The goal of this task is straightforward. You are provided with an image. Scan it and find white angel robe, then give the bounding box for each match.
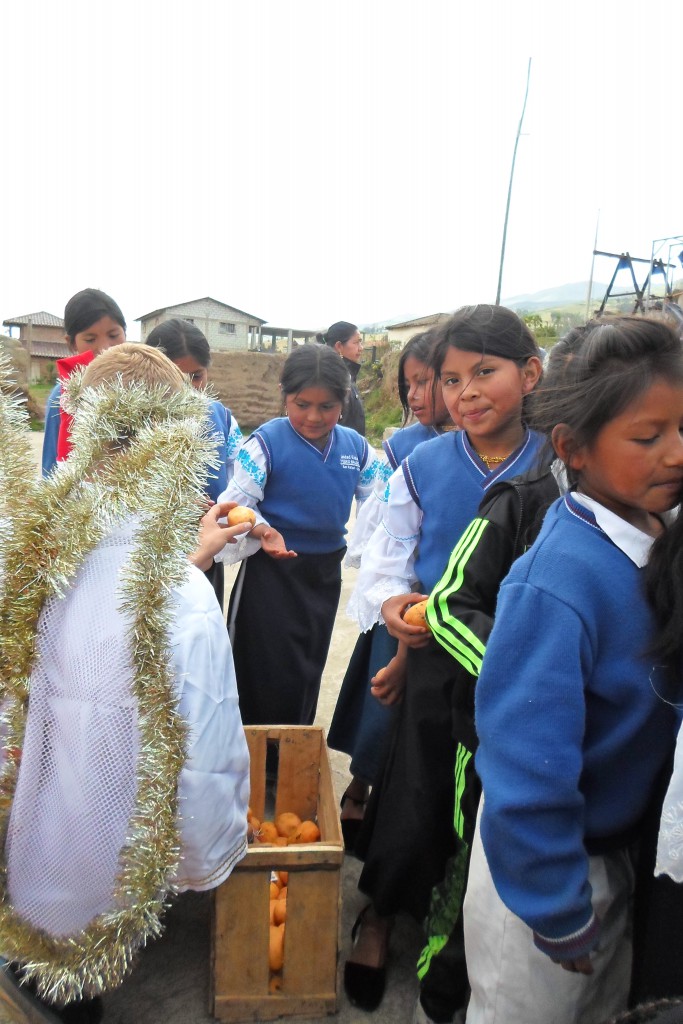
[5,520,250,939]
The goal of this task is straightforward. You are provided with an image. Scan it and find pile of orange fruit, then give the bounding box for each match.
[247,809,321,847]
[246,809,322,989]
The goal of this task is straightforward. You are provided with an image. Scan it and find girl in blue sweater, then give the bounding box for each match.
[467,317,683,1024]
[328,330,451,848]
[343,305,544,1013]
[146,318,243,609]
[217,343,378,728]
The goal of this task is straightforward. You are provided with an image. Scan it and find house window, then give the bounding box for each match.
[219,322,236,334]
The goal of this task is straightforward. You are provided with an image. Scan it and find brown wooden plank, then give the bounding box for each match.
[316,728,343,846]
[281,867,340,1002]
[236,844,343,871]
[212,869,270,1008]
[244,726,268,820]
[212,994,336,1023]
[275,728,321,820]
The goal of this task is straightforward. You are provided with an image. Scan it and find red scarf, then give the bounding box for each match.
[56,350,96,461]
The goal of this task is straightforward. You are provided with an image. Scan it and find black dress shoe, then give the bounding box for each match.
[340,793,367,857]
[343,906,389,1012]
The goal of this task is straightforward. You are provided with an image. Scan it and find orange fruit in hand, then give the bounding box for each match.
[227,505,256,528]
[269,923,285,972]
[288,820,321,844]
[402,599,429,628]
[276,812,302,838]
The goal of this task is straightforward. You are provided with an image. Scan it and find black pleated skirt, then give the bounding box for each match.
[228,547,345,726]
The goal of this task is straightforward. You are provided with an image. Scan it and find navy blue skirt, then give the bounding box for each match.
[327,623,397,785]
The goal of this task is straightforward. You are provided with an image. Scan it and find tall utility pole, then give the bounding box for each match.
[495,58,532,305]
[585,210,601,318]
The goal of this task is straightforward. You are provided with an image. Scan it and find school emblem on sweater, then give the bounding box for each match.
[340,454,360,470]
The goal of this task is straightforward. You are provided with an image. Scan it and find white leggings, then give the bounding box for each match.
[464,808,634,1024]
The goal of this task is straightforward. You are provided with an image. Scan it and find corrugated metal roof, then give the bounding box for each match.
[136,296,267,325]
[388,312,453,330]
[2,311,64,328]
[28,341,70,359]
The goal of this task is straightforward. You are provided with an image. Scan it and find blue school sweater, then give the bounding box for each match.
[476,494,677,958]
[402,428,544,593]
[253,417,370,554]
[383,422,441,471]
[206,400,233,503]
[42,381,62,476]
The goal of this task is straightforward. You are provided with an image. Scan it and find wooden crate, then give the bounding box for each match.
[211,726,343,1022]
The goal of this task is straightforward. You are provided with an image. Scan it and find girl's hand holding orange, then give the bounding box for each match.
[381,593,431,647]
[190,503,254,571]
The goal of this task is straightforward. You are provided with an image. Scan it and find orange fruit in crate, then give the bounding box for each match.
[257,821,279,844]
[274,836,288,847]
[269,901,276,924]
[269,881,280,900]
[273,898,287,925]
[275,811,302,838]
[288,820,321,844]
[269,923,285,972]
[278,870,288,887]
[278,886,288,902]
[268,973,282,994]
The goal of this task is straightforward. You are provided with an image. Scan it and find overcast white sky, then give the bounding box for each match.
[1,0,681,337]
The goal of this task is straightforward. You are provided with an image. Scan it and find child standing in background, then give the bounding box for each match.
[328,330,451,849]
[318,321,366,434]
[343,304,544,1014]
[216,342,379,728]
[466,318,683,1024]
[42,288,126,476]
[146,317,243,608]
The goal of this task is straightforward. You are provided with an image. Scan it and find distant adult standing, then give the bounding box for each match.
[318,321,366,435]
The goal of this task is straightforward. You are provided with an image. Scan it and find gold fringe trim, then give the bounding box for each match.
[0,371,218,1003]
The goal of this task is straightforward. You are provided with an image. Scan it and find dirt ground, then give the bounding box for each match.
[25,431,423,1024]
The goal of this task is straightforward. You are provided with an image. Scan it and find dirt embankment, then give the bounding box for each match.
[208,351,285,433]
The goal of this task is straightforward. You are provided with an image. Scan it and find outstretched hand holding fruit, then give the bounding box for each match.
[381,593,431,647]
[190,502,254,571]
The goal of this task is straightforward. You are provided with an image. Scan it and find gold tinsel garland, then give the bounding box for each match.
[0,369,218,1004]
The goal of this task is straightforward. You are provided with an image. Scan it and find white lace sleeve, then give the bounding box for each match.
[224,415,244,487]
[354,446,381,506]
[346,467,422,631]
[656,718,683,881]
[345,454,392,567]
[214,437,268,566]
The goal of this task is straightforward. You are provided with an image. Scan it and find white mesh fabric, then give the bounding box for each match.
[6,524,140,938]
[5,517,250,941]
